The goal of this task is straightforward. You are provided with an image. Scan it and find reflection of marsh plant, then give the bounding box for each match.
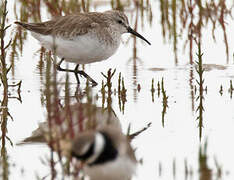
[158,139,223,180]
[101,69,118,120]
[199,140,212,180]
[161,78,168,127]
[228,80,233,98]
[117,72,127,114]
[157,80,160,97]
[219,85,223,96]
[217,80,234,98]
[151,78,155,102]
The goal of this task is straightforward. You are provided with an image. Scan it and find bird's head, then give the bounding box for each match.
[105,10,151,45]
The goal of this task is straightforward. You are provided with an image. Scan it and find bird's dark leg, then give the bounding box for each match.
[56,58,68,72]
[74,64,80,85]
[75,68,98,87]
[56,58,98,86]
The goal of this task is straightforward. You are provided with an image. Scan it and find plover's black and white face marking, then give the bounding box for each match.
[71,126,137,180]
[88,132,118,166]
[71,131,118,166]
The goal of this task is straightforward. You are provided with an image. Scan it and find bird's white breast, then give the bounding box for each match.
[84,155,136,180]
[31,32,120,64]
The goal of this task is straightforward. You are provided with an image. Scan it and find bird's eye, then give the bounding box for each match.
[117,20,123,24]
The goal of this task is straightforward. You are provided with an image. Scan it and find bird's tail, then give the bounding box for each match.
[15,21,49,35]
[15,21,32,31]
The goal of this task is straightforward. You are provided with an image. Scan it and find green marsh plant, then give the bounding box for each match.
[0,1,21,179]
[0,0,21,180]
[195,42,205,141]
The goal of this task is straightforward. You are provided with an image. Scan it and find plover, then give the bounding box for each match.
[71,126,137,180]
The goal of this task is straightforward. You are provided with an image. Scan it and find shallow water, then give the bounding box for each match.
[1,0,234,180]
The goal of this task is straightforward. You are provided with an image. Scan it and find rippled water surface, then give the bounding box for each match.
[1,0,234,180]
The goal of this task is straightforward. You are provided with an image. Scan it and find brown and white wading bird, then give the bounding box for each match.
[15,10,151,86]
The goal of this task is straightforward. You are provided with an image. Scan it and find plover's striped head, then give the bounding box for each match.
[71,129,118,166]
[71,126,137,180]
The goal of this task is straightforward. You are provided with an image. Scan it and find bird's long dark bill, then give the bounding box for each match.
[127,27,151,45]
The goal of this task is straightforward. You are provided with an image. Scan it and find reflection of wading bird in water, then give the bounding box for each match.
[15,10,151,86]
[18,103,137,180]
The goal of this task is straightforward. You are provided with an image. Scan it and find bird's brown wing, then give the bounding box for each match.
[15,21,51,35]
[15,13,106,38]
